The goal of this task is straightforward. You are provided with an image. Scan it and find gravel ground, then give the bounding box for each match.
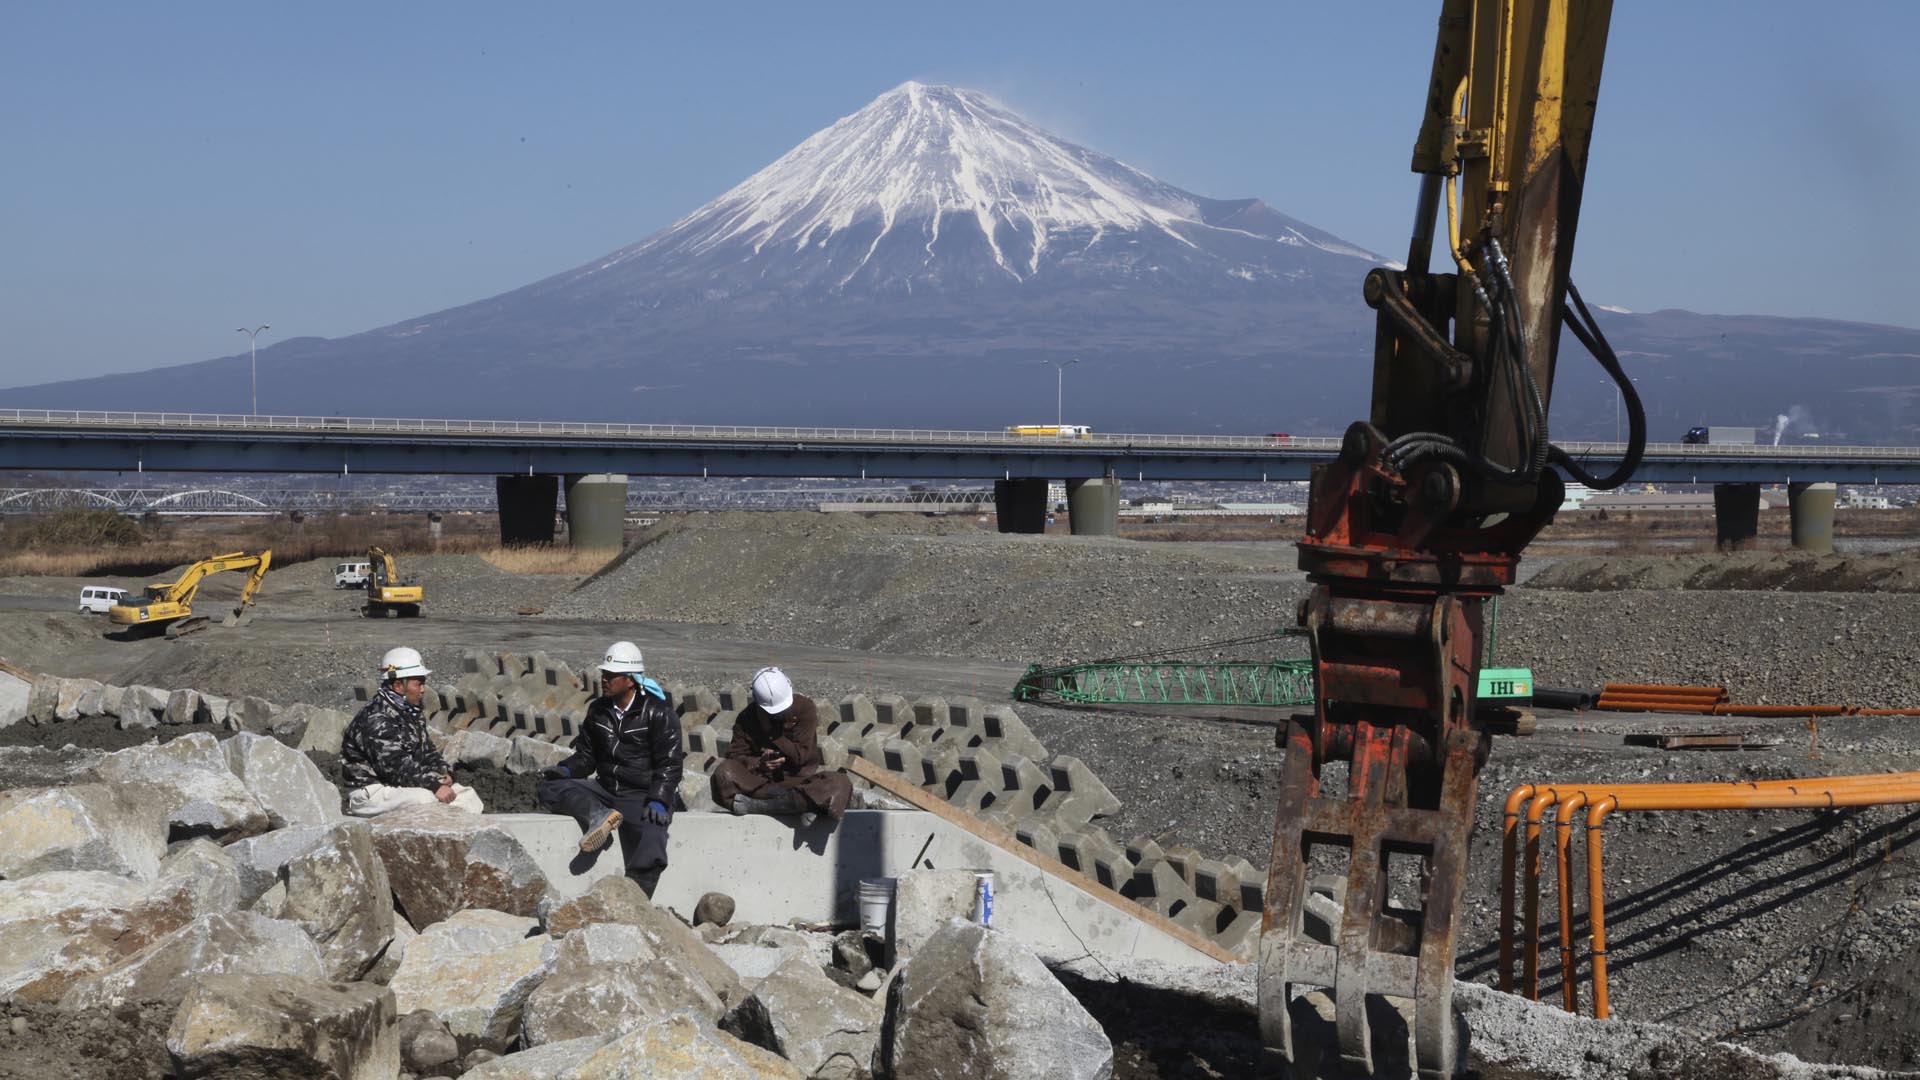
[9,516,1920,1074]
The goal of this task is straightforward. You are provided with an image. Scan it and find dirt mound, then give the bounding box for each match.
[1525,551,1920,593]
[0,999,175,1080]
[1782,937,1920,1070]
[551,513,1307,664]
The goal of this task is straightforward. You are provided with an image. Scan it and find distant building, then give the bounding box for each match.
[1841,491,1892,510]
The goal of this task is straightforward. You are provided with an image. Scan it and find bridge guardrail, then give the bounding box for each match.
[3,409,1913,459]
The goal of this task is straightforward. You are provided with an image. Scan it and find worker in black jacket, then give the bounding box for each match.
[535,640,684,895]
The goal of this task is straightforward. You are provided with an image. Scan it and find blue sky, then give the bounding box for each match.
[2,2,1914,386]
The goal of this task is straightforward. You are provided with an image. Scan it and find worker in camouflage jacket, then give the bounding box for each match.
[536,641,684,895]
[710,666,853,827]
[340,646,484,816]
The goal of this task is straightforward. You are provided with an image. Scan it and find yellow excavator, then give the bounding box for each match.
[363,546,423,618]
[108,550,272,639]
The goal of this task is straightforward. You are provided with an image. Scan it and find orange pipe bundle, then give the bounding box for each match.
[1500,773,1920,1018]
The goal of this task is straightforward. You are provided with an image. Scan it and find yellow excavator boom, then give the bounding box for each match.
[108,549,272,634]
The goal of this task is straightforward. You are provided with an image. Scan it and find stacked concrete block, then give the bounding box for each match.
[685,724,724,756]
[716,683,751,713]
[879,739,939,790]
[1040,755,1121,826]
[977,704,1049,761]
[871,693,912,727]
[993,754,1055,818]
[834,694,877,732]
[942,749,1002,815]
[679,686,721,719]
[1012,818,1057,857]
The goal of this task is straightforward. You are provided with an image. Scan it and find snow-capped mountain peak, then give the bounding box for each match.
[599,82,1378,289]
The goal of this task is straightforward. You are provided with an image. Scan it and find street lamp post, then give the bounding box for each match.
[236,325,271,415]
[1044,357,1080,428]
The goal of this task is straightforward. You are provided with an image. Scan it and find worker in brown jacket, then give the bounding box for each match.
[711,666,853,827]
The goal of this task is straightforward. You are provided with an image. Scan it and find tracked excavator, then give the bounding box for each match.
[107,550,273,639]
[1258,2,1643,1076]
[363,546,423,618]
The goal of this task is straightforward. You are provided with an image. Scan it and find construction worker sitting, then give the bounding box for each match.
[536,641,684,896]
[711,666,853,828]
[340,647,484,816]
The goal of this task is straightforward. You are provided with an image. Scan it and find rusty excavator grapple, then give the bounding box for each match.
[1257,2,1645,1076]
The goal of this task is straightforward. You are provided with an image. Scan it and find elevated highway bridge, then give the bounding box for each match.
[2,409,1907,544]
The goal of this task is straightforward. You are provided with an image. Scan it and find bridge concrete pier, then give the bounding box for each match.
[496,475,559,546]
[994,478,1049,534]
[1788,481,1837,553]
[1067,477,1118,537]
[1713,482,1761,550]
[564,473,628,549]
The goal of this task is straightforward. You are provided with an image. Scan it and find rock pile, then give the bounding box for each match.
[0,717,1120,1079]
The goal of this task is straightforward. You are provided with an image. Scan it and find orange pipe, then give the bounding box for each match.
[1584,797,1618,1018]
[1554,792,1589,1012]
[1522,786,1560,1000]
[1603,683,1727,698]
[1502,774,1920,1014]
[1498,784,1535,993]
[1574,775,1920,1020]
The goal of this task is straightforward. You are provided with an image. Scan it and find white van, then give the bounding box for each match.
[333,561,372,589]
[78,586,128,614]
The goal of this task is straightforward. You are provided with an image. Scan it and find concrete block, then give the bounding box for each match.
[879,739,938,789]
[1162,845,1200,886]
[684,753,718,777]
[910,696,947,728]
[1169,896,1226,939]
[836,694,876,730]
[978,704,1049,761]
[1132,860,1199,917]
[815,735,848,771]
[685,724,722,756]
[498,651,530,678]
[1215,908,1261,959]
[651,812,1222,969]
[871,693,912,727]
[945,696,984,733]
[716,683,751,713]
[1042,754,1121,825]
[1012,818,1056,855]
[352,681,378,704]
[678,686,720,719]
[993,754,1054,815]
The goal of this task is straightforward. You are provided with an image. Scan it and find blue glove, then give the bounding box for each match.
[541,765,570,780]
[643,800,671,826]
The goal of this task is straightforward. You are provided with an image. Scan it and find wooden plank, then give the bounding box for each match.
[845,753,1243,965]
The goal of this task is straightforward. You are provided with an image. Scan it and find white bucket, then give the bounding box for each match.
[858,877,896,939]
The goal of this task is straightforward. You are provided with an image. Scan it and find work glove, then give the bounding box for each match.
[643,800,671,826]
[540,765,570,780]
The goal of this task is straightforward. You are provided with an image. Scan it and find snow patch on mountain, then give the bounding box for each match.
[602,81,1376,285]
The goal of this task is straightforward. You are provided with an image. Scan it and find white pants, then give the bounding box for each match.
[347,782,485,817]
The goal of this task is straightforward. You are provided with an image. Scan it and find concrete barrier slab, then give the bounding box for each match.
[654,810,1226,969]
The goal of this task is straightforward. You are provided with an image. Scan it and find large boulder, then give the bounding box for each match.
[283,819,396,981]
[388,910,557,1055]
[558,1015,803,1080]
[368,805,559,926]
[55,677,107,720]
[461,1036,611,1079]
[397,1009,461,1076]
[443,729,514,770]
[889,869,979,962]
[223,731,344,828]
[523,924,726,1047]
[721,951,883,1080]
[95,732,270,842]
[225,695,280,734]
[116,684,172,727]
[366,912,417,986]
[0,845,243,1004]
[62,911,326,1010]
[272,703,350,750]
[0,783,167,879]
[0,668,29,729]
[167,972,398,1080]
[538,875,743,1007]
[223,825,332,906]
[0,744,103,790]
[875,920,1112,1080]
[507,735,570,775]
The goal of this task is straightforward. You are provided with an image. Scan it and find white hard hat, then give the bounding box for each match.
[600,640,646,675]
[751,666,794,715]
[380,646,430,681]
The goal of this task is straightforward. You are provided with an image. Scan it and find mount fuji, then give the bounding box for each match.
[10,82,1920,442]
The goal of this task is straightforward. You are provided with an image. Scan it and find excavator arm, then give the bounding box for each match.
[1258,3,1639,1077]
